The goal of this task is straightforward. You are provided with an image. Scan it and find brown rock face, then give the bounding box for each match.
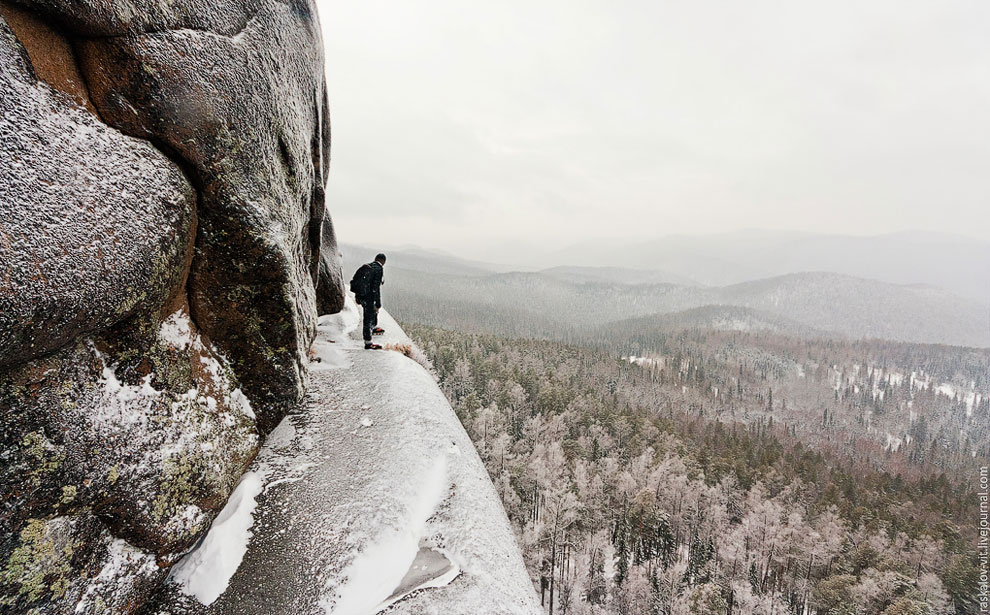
[0,0,95,112]
[0,0,343,611]
[66,0,335,433]
[0,14,194,370]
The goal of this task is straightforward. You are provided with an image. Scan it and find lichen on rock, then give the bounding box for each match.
[0,324,260,605]
[0,514,164,614]
[0,0,344,611]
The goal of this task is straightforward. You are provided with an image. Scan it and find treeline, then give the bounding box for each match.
[406,324,983,615]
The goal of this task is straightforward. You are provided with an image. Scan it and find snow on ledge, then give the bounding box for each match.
[320,457,451,615]
[153,302,540,613]
[169,472,264,605]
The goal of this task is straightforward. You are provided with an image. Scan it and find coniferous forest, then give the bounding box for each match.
[406,323,987,615]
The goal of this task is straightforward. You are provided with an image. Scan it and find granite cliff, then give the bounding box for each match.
[0,0,343,611]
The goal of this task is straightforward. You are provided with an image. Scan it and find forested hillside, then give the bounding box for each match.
[407,325,985,615]
[374,265,989,347]
[591,327,990,480]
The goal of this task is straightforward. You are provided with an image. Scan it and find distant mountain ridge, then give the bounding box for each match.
[540,265,698,286]
[352,246,989,347]
[549,230,990,304]
[341,243,505,278]
[715,271,989,347]
[351,230,990,304]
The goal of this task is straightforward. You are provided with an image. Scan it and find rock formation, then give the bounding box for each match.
[0,0,344,611]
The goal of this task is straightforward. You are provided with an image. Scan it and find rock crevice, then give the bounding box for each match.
[0,0,98,115]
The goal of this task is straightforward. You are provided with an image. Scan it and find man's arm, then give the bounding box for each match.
[372,266,383,308]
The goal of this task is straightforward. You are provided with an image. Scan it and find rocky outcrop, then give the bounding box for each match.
[0,0,342,611]
[0,10,195,370]
[69,0,334,432]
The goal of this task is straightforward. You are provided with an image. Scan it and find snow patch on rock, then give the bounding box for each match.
[74,539,158,613]
[317,296,361,346]
[229,388,256,420]
[93,348,159,426]
[160,310,194,351]
[169,472,265,605]
[310,339,349,371]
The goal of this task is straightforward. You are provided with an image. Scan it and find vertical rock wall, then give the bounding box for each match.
[0,0,344,611]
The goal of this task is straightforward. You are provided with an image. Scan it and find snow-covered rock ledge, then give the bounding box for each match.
[148,299,541,614]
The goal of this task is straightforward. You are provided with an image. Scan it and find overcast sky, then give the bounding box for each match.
[317,0,990,258]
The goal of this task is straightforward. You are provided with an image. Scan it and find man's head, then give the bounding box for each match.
[375,253,387,265]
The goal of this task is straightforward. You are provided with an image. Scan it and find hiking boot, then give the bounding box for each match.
[364,342,383,350]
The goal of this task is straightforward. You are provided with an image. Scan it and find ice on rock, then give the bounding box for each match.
[322,457,450,615]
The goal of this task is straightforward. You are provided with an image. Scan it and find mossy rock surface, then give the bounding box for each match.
[0,0,340,610]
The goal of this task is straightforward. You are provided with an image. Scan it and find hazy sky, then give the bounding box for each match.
[317,1,990,257]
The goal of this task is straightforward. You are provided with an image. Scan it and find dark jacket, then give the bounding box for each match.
[363,261,384,308]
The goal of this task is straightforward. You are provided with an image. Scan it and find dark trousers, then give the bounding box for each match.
[361,300,378,342]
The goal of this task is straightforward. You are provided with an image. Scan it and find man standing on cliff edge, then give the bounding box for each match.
[350,253,386,350]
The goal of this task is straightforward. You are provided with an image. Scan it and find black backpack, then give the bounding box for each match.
[350,263,373,298]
